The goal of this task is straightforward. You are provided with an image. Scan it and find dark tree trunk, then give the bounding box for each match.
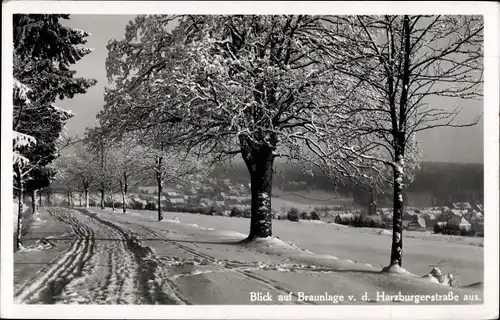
[79,193,82,207]
[100,186,105,209]
[121,189,126,213]
[156,154,163,221]
[47,188,52,206]
[241,142,274,239]
[38,189,43,208]
[67,190,71,207]
[157,178,163,221]
[31,189,39,214]
[15,166,23,250]
[390,145,405,267]
[84,188,89,208]
[111,193,115,211]
[121,172,128,214]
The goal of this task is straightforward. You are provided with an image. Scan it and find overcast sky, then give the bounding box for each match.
[57,14,484,164]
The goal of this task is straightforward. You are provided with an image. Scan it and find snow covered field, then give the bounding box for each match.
[13,207,484,305]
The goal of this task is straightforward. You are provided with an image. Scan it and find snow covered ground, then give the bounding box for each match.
[13,207,484,305]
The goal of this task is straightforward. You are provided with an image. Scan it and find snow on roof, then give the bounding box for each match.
[416,217,426,228]
[450,209,463,216]
[170,198,185,204]
[460,217,471,226]
[424,213,436,220]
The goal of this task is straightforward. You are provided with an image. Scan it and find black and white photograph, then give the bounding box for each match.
[1,1,499,319]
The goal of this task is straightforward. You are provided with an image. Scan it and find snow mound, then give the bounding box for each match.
[381,264,417,276]
[216,230,247,238]
[18,239,55,252]
[300,220,326,224]
[186,223,215,231]
[240,236,301,252]
[378,230,392,236]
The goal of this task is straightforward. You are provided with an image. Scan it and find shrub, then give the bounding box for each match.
[115,201,123,208]
[200,207,212,215]
[242,208,251,218]
[144,189,149,194]
[146,201,157,211]
[459,227,476,237]
[309,211,320,220]
[442,224,460,235]
[287,208,300,222]
[433,223,442,234]
[230,207,243,217]
[133,201,145,210]
[299,211,309,220]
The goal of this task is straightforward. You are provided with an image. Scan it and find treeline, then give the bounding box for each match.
[210,161,483,201]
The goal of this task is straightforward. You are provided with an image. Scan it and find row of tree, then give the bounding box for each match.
[13,14,97,249]
[94,15,482,269]
[51,132,205,221]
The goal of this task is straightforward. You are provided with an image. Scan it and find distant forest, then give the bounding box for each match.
[210,161,484,207]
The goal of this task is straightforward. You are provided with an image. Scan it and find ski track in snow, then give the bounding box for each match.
[15,208,183,305]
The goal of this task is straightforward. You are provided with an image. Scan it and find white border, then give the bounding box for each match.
[1,2,499,319]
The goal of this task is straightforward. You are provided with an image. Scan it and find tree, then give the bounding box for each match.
[138,133,206,221]
[67,142,98,208]
[13,14,96,249]
[107,135,144,214]
[101,15,381,239]
[326,15,483,268]
[84,126,115,210]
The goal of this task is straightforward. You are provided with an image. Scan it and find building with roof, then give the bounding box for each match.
[407,215,426,231]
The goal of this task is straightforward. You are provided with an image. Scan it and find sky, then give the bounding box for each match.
[57,14,484,164]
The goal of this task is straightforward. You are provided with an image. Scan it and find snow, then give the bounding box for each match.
[14,207,483,305]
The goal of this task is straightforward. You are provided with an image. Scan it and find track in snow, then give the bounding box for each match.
[15,208,182,305]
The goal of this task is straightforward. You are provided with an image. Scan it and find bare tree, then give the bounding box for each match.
[101,15,380,239]
[323,15,483,268]
[66,143,98,208]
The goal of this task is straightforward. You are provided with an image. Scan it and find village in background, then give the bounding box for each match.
[38,160,484,238]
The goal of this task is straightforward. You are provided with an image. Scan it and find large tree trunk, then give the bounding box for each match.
[242,143,274,239]
[47,188,52,206]
[38,189,43,208]
[121,172,128,214]
[15,166,24,250]
[84,188,89,208]
[100,185,105,209]
[31,189,39,214]
[157,178,163,221]
[390,149,405,267]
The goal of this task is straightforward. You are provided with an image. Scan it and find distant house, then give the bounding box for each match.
[215,200,225,208]
[402,210,418,220]
[449,209,464,217]
[464,210,483,223]
[452,202,472,210]
[199,198,212,207]
[448,216,472,231]
[334,213,355,224]
[407,215,426,231]
[440,206,450,213]
[168,198,185,205]
[424,216,438,231]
